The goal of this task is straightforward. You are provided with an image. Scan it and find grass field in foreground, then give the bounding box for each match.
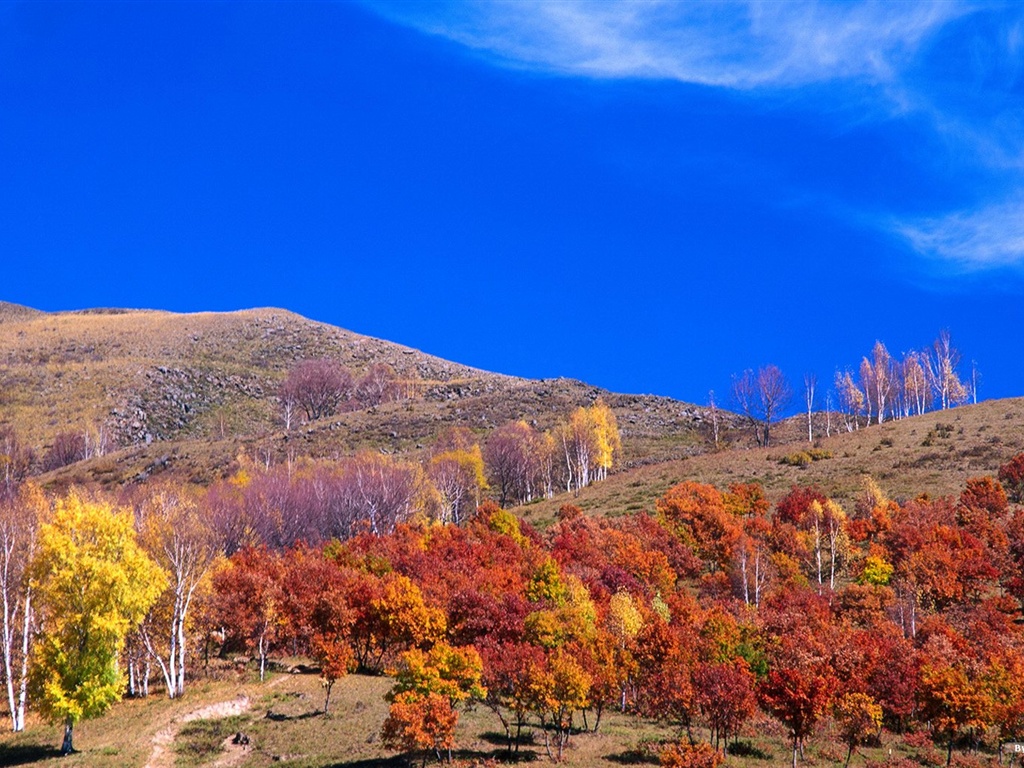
[0,665,1000,767]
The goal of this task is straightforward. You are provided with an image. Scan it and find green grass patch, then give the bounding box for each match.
[174,714,248,766]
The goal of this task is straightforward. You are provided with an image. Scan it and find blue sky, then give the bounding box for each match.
[2,1,1023,407]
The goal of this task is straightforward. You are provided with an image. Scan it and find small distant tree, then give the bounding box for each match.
[0,427,34,496]
[280,359,352,422]
[708,390,721,448]
[803,374,816,443]
[42,431,86,471]
[732,365,791,448]
[280,393,296,431]
[835,370,864,432]
[357,363,403,407]
[926,330,968,410]
[29,491,165,754]
[341,451,440,535]
[901,350,930,417]
[428,445,487,526]
[557,400,621,492]
[486,421,544,507]
[863,342,894,424]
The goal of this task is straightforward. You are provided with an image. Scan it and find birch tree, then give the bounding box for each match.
[136,487,220,698]
[868,341,893,424]
[428,445,488,525]
[557,400,621,492]
[0,483,46,731]
[901,350,929,416]
[927,330,968,410]
[803,374,816,444]
[708,390,721,448]
[835,370,864,432]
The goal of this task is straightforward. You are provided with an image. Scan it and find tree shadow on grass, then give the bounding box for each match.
[264,708,324,722]
[0,743,63,765]
[322,757,410,768]
[324,746,542,768]
[476,729,541,760]
[605,747,661,765]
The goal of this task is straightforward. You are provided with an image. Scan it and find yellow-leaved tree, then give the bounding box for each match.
[558,399,621,493]
[588,399,621,483]
[29,491,166,754]
[428,445,488,526]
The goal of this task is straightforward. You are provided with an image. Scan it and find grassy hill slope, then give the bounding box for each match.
[0,305,725,488]
[520,396,1024,527]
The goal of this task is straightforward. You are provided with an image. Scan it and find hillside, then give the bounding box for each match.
[4,304,1021,511]
[0,304,726,488]
[521,396,1024,526]
[4,304,1024,768]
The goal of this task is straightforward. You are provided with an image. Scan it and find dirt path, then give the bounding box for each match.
[144,695,251,768]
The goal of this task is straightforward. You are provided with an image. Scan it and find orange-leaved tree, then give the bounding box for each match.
[280,546,354,714]
[210,547,284,681]
[382,641,485,764]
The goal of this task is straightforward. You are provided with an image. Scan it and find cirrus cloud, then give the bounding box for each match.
[898,200,1024,270]
[365,0,965,88]
[364,0,1024,272]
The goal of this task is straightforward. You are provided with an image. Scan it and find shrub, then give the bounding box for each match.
[42,431,86,471]
[780,450,832,467]
[660,742,724,768]
[780,452,812,468]
[902,730,933,749]
[998,453,1024,502]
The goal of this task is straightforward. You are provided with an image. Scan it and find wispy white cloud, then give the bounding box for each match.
[365,0,1024,271]
[898,200,1024,270]
[366,0,964,88]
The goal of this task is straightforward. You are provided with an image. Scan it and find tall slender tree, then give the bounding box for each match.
[803,374,816,443]
[0,483,46,731]
[135,486,219,699]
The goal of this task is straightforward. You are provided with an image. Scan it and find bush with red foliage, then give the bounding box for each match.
[998,454,1024,503]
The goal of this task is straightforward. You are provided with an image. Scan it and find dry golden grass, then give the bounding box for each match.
[520,397,1024,527]
[0,674,254,767]
[2,306,714,490]
[0,306,488,449]
[0,666,976,767]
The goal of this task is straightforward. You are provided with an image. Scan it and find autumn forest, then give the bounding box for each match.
[1,307,1023,768]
